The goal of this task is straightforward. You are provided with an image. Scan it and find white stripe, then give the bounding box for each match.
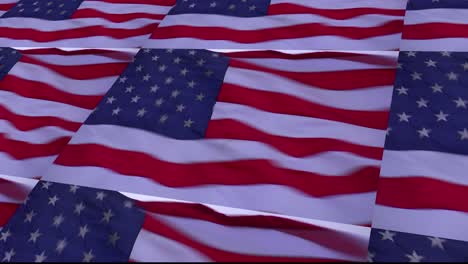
[0,0,17,4]
[0,35,150,47]
[151,213,365,261]
[0,153,56,179]
[372,205,468,242]
[9,62,117,95]
[70,125,381,175]
[380,150,468,186]
[131,229,210,262]
[0,90,89,122]
[236,56,397,73]
[0,17,159,30]
[212,102,386,148]
[404,9,468,25]
[159,14,402,30]
[400,38,468,52]
[0,120,74,143]
[144,34,402,50]
[270,0,407,10]
[43,165,375,224]
[27,53,134,66]
[224,67,393,111]
[78,1,171,15]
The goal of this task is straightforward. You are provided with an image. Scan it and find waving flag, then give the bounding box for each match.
[0,177,370,262]
[144,0,407,50]
[40,48,398,226]
[0,0,174,47]
[0,48,135,179]
[401,0,468,51]
[372,52,468,246]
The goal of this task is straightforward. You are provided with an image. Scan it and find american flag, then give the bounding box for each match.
[145,0,408,50]
[401,0,468,51]
[0,0,174,47]
[0,176,371,261]
[371,51,468,257]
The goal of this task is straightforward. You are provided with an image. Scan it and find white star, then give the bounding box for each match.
[143,48,151,53]
[108,232,120,247]
[441,51,451,57]
[428,237,446,250]
[424,59,437,67]
[150,84,159,93]
[368,251,375,262]
[34,251,47,263]
[189,3,196,8]
[136,65,143,72]
[2,249,15,262]
[176,104,186,112]
[41,182,52,189]
[151,55,159,61]
[406,250,424,262]
[397,86,408,95]
[0,229,12,242]
[397,63,403,69]
[165,76,174,84]
[159,65,167,72]
[462,62,468,71]
[131,95,141,103]
[398,112,411,122]
[55,239,67,254]
[447,72,459,80]
[406,51,417,57]
[249,5,256,11]
[119,76,127,83]
[180,68,189,76]
[454,97,467,108]
[155,98,164,107]
[196,93,205,101]
[188,50,196,56]
[96,192,106,200]
[142,74,151,81]
[52,214,65,227]
[125,85,135,93]
[124,200,133,208]
[184,119,194,128]
[210,2,216,8]
[101,209,114,223]
[112,107,121,116]
[82,250,94,263]
[106,96,116,104]
[411,72,422,80]
[417,128,431,138]
[379,230,396,241]
[28,229,42,243]
[188,80,196,88]
[159,114,169,124]
[197,59,205,66]
[78,225,90,239]
[74,202,85,215]
[228,4,236,10]
[24,210,36,223]
[69,185,79,193]
[386,127,392,136]
[166,49,174,53]
[435,111,449,122]
[173,57,182,64]
[48,195,59,206]
[458,128,468,140]
[431,83,443,93]
[416,98,428,108]
[23,196,29,205]
[171,90,180,98]
[205,70,214,77]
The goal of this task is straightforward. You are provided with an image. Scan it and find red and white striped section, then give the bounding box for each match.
[0,48,136,179]
[0,0,174,47]
[145,0,407,50]
[43,50,397,225]
[372,150,468,242]
[0,174,36,228]
[401,8,468,51]
[125,192,370,262]
[0,0,17,17]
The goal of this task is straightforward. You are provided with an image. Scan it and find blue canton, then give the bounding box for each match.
[0,48,21,81]
[368,228,468,262]
[385,51,468,155]
[169,0,271,17]
[87,49,230,140]
[407,0,468,10]
[0,181,144,262]
[1,0,84,20]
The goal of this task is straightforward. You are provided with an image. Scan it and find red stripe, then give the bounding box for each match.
[19,48,135,60]
[0,3,15,11]
[403,23,468,39]
[229,59,396,89]
[206,119,383,159]
[92,0,176,6]
[0,23,158,42]
[54,143,379,197]
[0,134,71,159]
[20,56,128,80]
[0,75,103,110]
[376,177,468,213]
[0,203,18,227]
[142,215,347,262]
[0,178,31,202]
[138,201,367,258]
[0,104,80,132]
[218,83,390,130]
[268,3,406,19]
[72,9,165,23]
[151,20,404,42]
